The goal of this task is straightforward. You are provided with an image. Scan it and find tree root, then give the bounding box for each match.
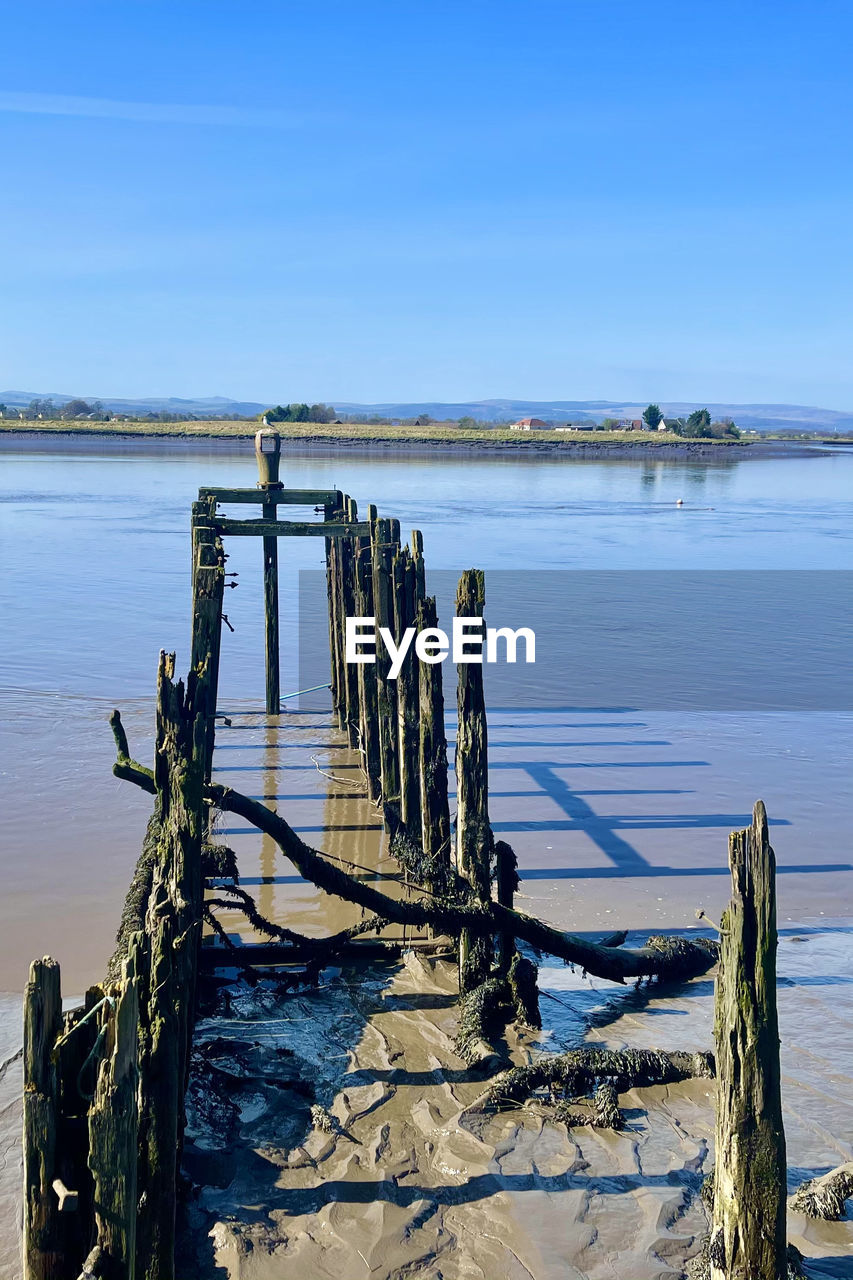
[789,1161,853,1220]
[485,1047,715,1111]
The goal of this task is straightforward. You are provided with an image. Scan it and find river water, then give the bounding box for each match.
[1,437,852,1276]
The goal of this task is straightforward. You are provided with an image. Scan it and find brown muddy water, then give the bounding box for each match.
[1,439,852,1277]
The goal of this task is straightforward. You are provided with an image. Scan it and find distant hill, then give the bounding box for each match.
[2,391,851,433]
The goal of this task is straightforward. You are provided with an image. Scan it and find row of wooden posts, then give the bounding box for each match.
[22,519,227,1280]
[324,494,507,991]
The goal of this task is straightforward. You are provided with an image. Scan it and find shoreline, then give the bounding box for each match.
[0,424,831,460]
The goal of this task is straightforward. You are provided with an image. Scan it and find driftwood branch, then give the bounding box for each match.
[789,1162,853,1220]
[208,783,718,985]
[486,1046,715,1111]
[111,730,718,987]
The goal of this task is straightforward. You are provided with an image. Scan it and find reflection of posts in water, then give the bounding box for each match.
[259,722,280,923]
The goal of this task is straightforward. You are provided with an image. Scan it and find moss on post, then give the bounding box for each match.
[417,596,451,885]
[454,569,493,993]
[710,801,787,1280]
[371,514,400,812]
[22,957,63,1280]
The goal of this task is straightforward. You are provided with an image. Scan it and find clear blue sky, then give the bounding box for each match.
[1,1,851,407]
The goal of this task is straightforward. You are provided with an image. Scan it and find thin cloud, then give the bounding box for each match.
[0,90,328,128]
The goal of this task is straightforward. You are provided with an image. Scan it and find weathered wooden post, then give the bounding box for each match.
[22,957,63,1280]
[411,529,426,602]
[342,497,361,746]
[355,506,381,799]
[393,545,420,833]
[324,489,344,722]
[454,569,494,992]
[189,515,225,785]
[417,595,451,883]
[255,429,282,714]
[371,513,400,812]
[710,800,787,1280]
[88,945,140,1280]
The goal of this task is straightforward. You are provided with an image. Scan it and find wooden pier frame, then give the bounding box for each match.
[22,436,512,1280]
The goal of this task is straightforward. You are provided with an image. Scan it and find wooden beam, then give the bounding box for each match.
[215,518,370,538]
[198,486,338,506]
[262,493,280,714]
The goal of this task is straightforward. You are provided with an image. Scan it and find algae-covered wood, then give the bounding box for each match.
[710,801,787,1280]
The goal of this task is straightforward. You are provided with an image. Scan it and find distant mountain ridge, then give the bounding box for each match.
[2,391,851,433]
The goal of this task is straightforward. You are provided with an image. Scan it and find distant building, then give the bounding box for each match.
[509,417,552,431]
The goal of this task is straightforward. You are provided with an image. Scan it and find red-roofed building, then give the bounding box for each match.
[509,417,552,430]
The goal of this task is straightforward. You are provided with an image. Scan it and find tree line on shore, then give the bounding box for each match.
[0,396,739,436]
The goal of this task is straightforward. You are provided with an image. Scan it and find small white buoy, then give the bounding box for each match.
[676,498,684,506]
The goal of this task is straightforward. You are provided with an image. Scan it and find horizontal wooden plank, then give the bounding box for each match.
[215,517,370,538]
[199,937,449,968]
[198,486,340,506]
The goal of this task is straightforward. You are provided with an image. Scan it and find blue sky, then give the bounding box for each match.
[1,1,851,407]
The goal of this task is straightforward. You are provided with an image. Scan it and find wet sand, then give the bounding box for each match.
[177,711,853,1280]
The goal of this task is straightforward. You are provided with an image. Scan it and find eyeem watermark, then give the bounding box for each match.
[345,616,536,679]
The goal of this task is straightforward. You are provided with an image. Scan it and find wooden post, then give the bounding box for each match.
[355,508,381,798]
[411,529,426,602]
[393,546,420,832]
[417,594,451,893]
[495,839,519,975]
[371,514,400,812]
[88,946,140,1280]
[710,801,787,1280]
[454,569,493,992]
[23,957,63,1280]
[255,430,282,714]
[342,498,361,746]
[190,520,225,786]
[324,490,344,720]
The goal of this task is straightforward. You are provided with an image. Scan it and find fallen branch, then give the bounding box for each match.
[208,783,718,986]
[486,1046,714,1111]
[555,1080,623,1130]
[789,1162,853,1220]
[111,725,719,987]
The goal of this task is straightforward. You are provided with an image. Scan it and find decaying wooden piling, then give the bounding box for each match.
[454,569,494,992]
[341,497,361,746]
[255,430,282,715]
[709,801,787,1280]
[88,945,140,1280]
[417,594,451,886]
[393,543,420,834]
[23,958,63,1280]
[354,505,381,798]
[371,513,400,811]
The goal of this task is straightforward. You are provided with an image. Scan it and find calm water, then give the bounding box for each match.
[1,438,852,992]
[1,438,853,1277]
